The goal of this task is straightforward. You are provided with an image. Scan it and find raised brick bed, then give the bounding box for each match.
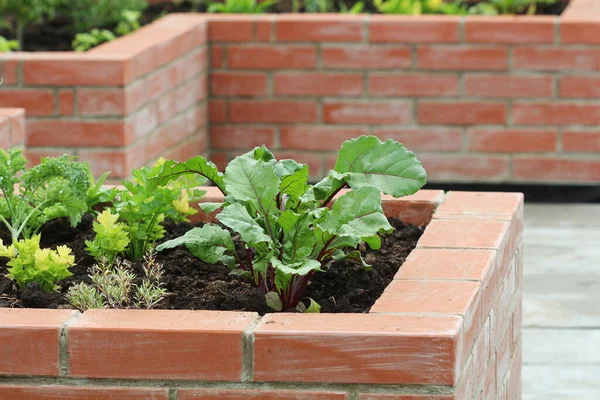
[1,0,596,183]
[0,108,25,150]
[0,190,523,400]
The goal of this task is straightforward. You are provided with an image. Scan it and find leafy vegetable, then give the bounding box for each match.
[374,0,467,14]
[469,0,556,15]
[0,35,19,52]
[111,160,206,261]
[155,136,426,312]
[72,29,116,52]
[0,149,90,243]
[207,0,277,13]
[85,169,117,214]
[0,0,62,48]
[0,235,74,291]
[85,209,130,264]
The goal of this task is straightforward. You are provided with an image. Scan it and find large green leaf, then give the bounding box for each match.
[272,258,321,290]
[156,224,234,265]
[148,156,225,194]
[335,135,426,198]
[300,170,347,204]
[216,203,271,248]
[274,160,309,200]
[315,186,392,254]
[277,211,315,263]
[224,155,280,238]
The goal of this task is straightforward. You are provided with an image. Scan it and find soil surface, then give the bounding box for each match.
[2,0,571,52]
[0,216,422,314]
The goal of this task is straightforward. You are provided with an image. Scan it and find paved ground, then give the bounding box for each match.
[523,204,600,400]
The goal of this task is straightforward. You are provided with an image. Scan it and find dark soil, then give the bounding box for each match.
[2,0,570,52]
[0,216,422,314]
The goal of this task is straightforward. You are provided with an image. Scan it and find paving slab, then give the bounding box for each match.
[523,365,600,400]
[523,328,600,365]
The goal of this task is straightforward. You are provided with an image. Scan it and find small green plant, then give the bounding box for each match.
[0,36,19,52]
[374,0,466,14]
[153,136,426,312]
[338,1,365,13]
[0,149,90,243]
[303,0,333,12]
[85,169,117,214]
[207,0,276,13]
[62,0,147,33]
[110,160,205,261]
[0,0,62,48]
[469,0,556,15]
[115,10,142,36]
[85,210,130,264]
[72,29,116,52]
[0,235,74,291]
[66,252,167,311]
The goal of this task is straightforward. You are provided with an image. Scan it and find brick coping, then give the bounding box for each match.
[0,190,524,399]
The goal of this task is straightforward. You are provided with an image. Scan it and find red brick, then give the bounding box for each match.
[512,103,600,126]
[324,101,412,124]
[468,128,556,152]
[0,89,54,116]
[506,345,522,400]
[0,108,25,148]
[369,73,458,97]
[496,324,512,387]
[418,154,509,181]
[148,62,186,100]
[210,152,229,170]
[178,389,347,400]
[466,17,555,44]
[127,103,160,139]
[419,219,509,250]
[470,320,492,396]
[255,17,273,41]
[395,248,495,281]
[465,74,553,98]
[22,56,131,86]
[124,79,149,114]
[209,100,227,122]
[358,395,453,400]
[513,157,600,182]
[0,386,168,400]
[481,354,497,400]
[373,127,462,151]
[322,46,411,69]
[228,45,316,69]
[0,118,9,149]
[229,100,317,123]
[280,126,369,151]
[418,47,508,71]
[211,72,267,96]
[77,89,126,116]
[561,20,600,44]
[275,16,364,42]
[253,313,462,385]
[68,309,256,380]
[211,126,275,149]
[274,72,363,96]
[0,309,77,376]
[211,45,224,68]
[559,76,600,98]
[27,120,130,147]
[513,48,599,71]
[563,130,600,152]
[418,102,506,125]
[208,18,253,42]
[0,58,18,85]
[78,150,129,178]
[370,16,460,43]
[58,89,74,116]
[436,192,524,218]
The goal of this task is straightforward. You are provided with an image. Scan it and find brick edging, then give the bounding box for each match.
[0,190,523,399]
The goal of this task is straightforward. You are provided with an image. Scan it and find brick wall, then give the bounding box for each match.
[0,108,25,149]
[0,0,597,183]
[0,191,523,400]
[208,3,600,184]
[0,14,208,179]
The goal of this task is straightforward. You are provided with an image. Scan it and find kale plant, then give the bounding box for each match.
[154,136,426,311]
[0,149,90,243]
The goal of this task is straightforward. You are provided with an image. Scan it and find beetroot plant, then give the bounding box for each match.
[153,136,426,311]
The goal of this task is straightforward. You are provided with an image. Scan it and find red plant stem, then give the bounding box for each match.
[322,182,348,208]
[316,236,336,262]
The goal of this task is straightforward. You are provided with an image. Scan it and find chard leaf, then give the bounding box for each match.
[300,170,347,204]
[244,146,276,163]
[265,291,283,311]
[363,235,381,250]
[224,155,280,238]
[305,298,321,313]
[335,135,426,198]
[156,224,234,264]
[148,156,225,194]
[272,258,321,290]
[333,249,372,271]
[277,211,315,263]
[315,186,392,254]
[274,160,309,199]
[199,202,222,213]
[216,203,271,249]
